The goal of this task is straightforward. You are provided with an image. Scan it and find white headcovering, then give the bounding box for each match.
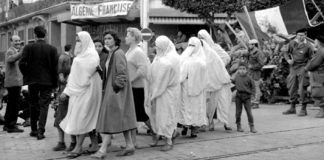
[76,31,97,58]
[180,37,207,96]
[198,29,231,65]
[200,39,231,91]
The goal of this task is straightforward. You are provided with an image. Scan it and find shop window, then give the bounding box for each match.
[18,30,25,44]
[7,32,12,48]
[27,28,35,44]
[0,33,6,52]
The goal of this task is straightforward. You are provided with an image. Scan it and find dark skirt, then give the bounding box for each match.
[54,97,68,127]
[132,88,149,122]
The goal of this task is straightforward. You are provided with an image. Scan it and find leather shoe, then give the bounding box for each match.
[282,108,296,115]
[298,109,307,116]
[7,127,24,133]
[30,131,38,137]
[66,142,76,152]
[116,149,135,157]
[53,142,66,151]
[37,133,45,140]
[3,126,8,131]
[160,144,173,152]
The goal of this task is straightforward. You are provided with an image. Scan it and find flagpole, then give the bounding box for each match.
[225,22,247,49]
[235,13,251,40]
[243,6,258,41]
[311,0,324,19]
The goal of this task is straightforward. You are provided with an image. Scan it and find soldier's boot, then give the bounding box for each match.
[315,107,324,118]
[237,124,244,132]
[298,104,308,116]
[249,125,257,133]
[283,103,296,115]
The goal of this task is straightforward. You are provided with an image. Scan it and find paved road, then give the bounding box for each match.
[1,103,324,160]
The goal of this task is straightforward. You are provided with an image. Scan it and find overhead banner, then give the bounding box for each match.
[71,1,134,20]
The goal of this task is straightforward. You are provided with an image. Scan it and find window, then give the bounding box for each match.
[27,28,35,44]
[7,32,12,48]
[0,33,6,52]
[18,30,25,44]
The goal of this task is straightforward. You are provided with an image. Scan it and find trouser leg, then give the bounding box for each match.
[4,86,21,128]
[28,85,40,132]
[38,85,52,134]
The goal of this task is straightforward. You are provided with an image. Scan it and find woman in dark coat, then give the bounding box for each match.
[93,31,137,158]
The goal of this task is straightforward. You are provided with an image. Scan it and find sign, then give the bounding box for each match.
[71,1,133,20]
[141,28,153,41]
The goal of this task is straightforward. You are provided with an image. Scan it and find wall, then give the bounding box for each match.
[50,21,62,53]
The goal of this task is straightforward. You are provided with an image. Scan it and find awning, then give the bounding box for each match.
[149,8,236,25]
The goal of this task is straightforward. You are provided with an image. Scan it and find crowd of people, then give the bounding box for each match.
[1,24,324,159]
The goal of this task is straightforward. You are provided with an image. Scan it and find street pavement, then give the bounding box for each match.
[1,103,324,160]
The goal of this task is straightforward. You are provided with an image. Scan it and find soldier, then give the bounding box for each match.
[247,39,264,109]
[305,34,324,118]
[283,29,313,116]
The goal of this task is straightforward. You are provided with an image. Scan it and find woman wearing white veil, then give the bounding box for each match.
[146,35,181,151]
[198,29,233,131]
[59,31,102,158]
[178,37,208,137]
[198,29,231,65]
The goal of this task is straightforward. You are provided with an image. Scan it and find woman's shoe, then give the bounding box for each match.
[181,127,188,136]
[91,150,106,159]
[150,135,160,147]
[116,148,135,157]
[160,144,173,152]
[66,152,81,159]
[190,133,198,138]
[66,143,76,152]
[224,125,232,131]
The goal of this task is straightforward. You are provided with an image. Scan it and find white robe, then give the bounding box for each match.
[201,39,232,126]
[148,57,180,138]
[179,55,208,127]
[60,32,102,135]
[147,36,180,138]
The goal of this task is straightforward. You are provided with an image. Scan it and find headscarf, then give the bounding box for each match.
[180,37,207,96]
[198,29,231,65]
[201,39,231,92]
[154,35,177,59]
[64,31,100,96]
[76,31,97,58]
[180,37,206,64]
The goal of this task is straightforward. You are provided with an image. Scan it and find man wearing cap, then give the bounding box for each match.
[283,29,313,116]
[305,34,324,118]
[247,39,264,109]
[19,26,59,140]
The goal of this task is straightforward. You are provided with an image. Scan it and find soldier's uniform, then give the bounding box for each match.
[305,36,324,118]
[283,36,313,116]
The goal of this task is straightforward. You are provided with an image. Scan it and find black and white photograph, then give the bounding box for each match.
[0,0,324,159]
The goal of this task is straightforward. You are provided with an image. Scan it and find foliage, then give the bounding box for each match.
[162,0,324,25]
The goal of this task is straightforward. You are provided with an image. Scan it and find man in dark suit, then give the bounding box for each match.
[3,35,24,133]
[19,26,59,140]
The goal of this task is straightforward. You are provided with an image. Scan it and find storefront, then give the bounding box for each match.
[59,0,236,50]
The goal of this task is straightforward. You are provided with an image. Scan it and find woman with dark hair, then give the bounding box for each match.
[93,31,137,158]
[93,39,108,79]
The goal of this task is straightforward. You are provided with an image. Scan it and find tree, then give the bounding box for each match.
[162,0,323,26]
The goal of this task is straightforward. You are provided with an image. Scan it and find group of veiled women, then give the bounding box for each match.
[58,28,232,159]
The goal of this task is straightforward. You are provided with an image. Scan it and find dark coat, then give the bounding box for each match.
[19,40,59,88]
[4,47,23,87]
[96,48,137,134]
